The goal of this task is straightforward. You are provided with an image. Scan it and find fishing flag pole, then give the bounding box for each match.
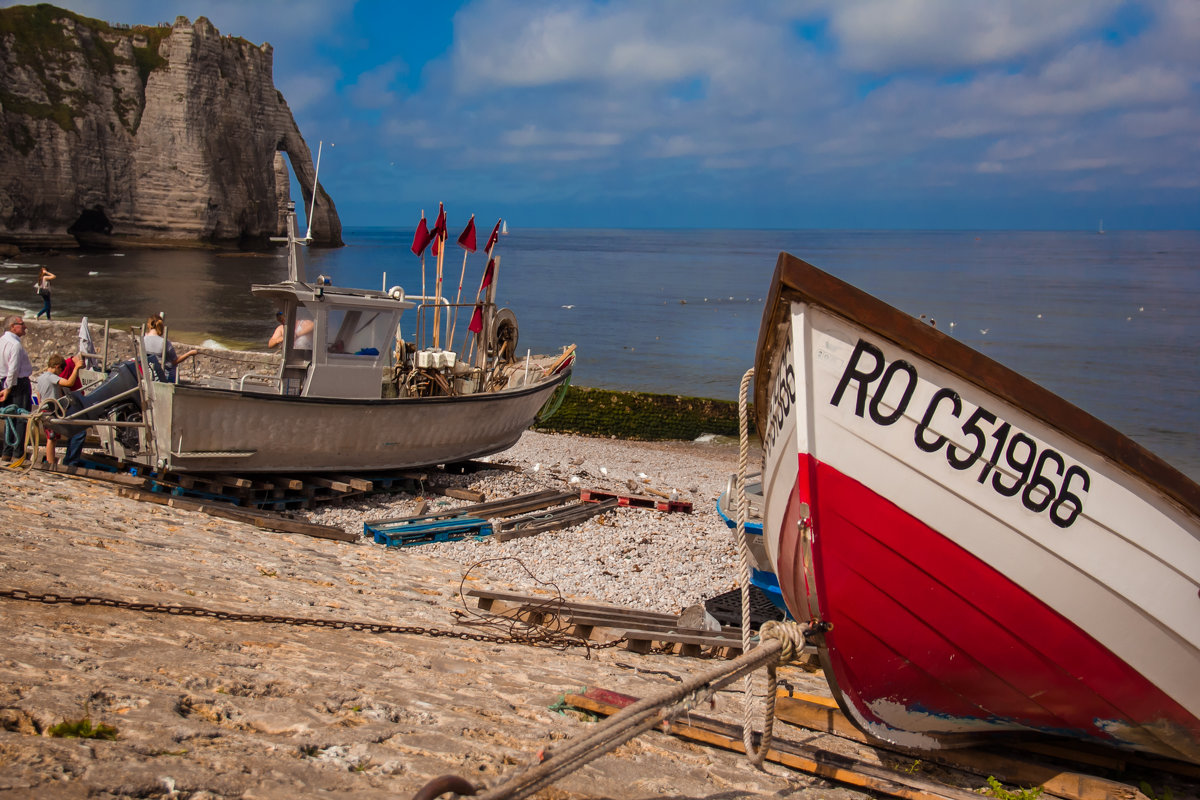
[410,210,431,345]
[462,219,501,356]
[448,215,477,347]
[430,203,447,349]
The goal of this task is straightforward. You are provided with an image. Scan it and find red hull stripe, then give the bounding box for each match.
[778,452,1200,756]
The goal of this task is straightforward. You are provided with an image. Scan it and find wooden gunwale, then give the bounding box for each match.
[753,251,1200,519]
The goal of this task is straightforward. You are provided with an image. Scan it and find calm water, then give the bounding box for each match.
[3,228,1197,480]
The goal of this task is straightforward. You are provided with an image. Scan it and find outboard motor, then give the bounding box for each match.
[47,360,145,442]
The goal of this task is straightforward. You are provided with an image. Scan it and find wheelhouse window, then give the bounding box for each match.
[326,308,390,357]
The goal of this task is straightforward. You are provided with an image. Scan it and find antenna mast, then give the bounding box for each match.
[306,141,323,242]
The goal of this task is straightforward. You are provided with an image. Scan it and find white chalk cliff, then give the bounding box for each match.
[0,6,341,248]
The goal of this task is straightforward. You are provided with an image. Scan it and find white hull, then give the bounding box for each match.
[755,253,1200,761]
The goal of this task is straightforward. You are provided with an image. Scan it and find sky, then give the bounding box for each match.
[5,0,1199,229]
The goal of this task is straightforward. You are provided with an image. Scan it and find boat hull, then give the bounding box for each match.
[127,368,570,473]
[755,253,1200,762]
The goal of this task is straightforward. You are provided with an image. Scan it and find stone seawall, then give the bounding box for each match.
[22,318,277,383]
[533,385,754,442]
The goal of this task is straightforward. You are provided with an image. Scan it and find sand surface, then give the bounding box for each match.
[0,432,868,800]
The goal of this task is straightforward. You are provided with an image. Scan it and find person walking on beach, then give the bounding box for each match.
[35,353,85,467]
[143,313,199,382]
[0,315,34,462]
[34,267,55,320]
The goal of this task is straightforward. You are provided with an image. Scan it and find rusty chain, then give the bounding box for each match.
[0,588,627,654]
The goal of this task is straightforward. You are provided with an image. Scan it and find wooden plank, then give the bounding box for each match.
[464,589,678,622]
[618,629,744,655]
[36,462,147,487]
[270,475,307,491]
[365,489,575,529]
[565,691,982,800]
[495,498,618,541]
[327,474,374,492]
[430,486,485,502]
[304,475,355,493]
[116,487,357,542]
[772,693,1149,800]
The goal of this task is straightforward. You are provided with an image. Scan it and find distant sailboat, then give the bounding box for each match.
[501,219,508,235]
[1098,219,1105,234]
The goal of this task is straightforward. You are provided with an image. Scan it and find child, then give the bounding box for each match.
[35,353,82,466]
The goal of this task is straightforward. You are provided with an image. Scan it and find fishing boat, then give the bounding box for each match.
[57,204,574,473]
[752,252,1200,763]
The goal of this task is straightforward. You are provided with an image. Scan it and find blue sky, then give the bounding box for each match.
[8,0,1199,229]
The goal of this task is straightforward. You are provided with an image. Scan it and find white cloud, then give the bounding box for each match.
[348,59,408,110]
[827,0,1124,72]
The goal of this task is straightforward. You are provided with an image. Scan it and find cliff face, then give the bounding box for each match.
[0,5,341,249]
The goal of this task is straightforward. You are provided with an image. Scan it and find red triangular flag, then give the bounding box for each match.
[457,215,477,252]
[432,203,446,241]
[410,216,431,256]
[480,257,495,289]
[484,219,501,255]
[432,234,440,257]
[468,304,484,334]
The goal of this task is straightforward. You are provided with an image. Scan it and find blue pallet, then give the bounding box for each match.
[366,516,493,547]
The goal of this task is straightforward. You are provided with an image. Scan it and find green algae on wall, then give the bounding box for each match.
[532,385,756,442]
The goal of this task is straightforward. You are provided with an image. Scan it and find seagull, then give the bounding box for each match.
[1036,314,1042,319]
[568,475,581,485]
[561,304,575,309]
[1139,306,1144,312]
[980,328,989,335]
[532,463,540,472]
[600,467,608,476]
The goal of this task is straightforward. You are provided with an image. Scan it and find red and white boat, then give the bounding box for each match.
[755,252,1200,763]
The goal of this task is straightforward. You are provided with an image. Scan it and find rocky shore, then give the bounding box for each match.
[0,429,861,800]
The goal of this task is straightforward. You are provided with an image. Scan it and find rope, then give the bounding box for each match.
[472,634,785,800]
[735,366,776,767]
[428,619,810,800]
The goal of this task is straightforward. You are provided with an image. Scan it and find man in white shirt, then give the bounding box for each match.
[0,315,34,460]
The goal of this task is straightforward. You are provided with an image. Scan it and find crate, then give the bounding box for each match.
[703,585,788,630]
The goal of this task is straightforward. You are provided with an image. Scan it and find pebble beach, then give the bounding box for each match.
[305,431,753,615]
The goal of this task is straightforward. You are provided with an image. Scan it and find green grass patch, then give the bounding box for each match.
[48,717,119,740]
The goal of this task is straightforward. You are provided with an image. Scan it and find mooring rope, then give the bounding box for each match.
[457,624,806,800]
[735,365,778,767]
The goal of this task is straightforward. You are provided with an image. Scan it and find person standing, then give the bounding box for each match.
[35,267,55,320]
[0,316,34,461]
[143,313,199,382]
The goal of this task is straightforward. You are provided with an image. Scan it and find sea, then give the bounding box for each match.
[2,228,1197,481]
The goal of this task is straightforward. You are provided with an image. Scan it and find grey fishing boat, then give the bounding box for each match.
[58,204,574,473]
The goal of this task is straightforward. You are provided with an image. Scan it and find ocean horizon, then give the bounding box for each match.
[2,226,1197,480]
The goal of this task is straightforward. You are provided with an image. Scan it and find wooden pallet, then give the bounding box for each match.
[579,488,692,513]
